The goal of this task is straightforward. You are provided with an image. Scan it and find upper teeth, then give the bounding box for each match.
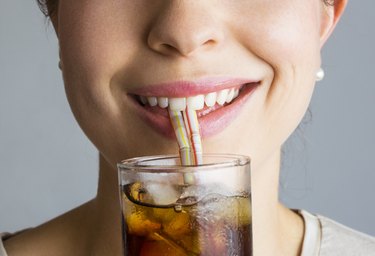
[139,88,240,111]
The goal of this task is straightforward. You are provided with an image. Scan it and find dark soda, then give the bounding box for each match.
[120,182,252,256]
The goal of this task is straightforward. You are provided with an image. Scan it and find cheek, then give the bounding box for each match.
[57,1,142,136]
[230,2,322,156]
[58,1,143,77]
[57,1,180,164]
[237,3,321,67]
[223,2,320,74]
[56,2,125,161]
[234,2,321,124]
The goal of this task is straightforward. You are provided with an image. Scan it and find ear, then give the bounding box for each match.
[320,0,348,47]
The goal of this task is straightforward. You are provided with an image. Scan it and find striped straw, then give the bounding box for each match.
[169,108,202,185]
[168,109,193,166]
[184,108,203,165]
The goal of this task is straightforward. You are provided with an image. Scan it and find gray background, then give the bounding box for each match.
[1,1,374,236]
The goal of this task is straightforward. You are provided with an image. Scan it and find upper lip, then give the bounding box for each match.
[127,77,260,97]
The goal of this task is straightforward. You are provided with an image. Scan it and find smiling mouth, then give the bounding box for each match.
[130,83,255,118]
[127,79,259,138]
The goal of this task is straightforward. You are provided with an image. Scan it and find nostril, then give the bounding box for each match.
[160,43,181,55]
[205,39,216,46]
[162,44,175,50]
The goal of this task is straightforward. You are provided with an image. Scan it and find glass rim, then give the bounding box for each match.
[117,153,250,173]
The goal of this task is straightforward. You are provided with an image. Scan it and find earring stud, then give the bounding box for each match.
[316,67,325,82]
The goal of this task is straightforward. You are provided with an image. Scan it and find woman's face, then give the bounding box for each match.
[56,0,328,169]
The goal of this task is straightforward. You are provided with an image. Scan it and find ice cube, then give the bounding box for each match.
[144,182,180,205]
[195,195,252,226]
[163,211,191,237]
[152,207,176,223]
[125,182,152,204]
[126,212,161,236]
[122,191,150,217]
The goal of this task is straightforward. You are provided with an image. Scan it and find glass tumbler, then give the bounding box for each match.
[118,154,252,256]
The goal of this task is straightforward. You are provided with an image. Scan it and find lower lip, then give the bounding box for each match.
[127,83,259,139]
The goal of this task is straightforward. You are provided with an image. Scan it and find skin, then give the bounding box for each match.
[5,0,347,255]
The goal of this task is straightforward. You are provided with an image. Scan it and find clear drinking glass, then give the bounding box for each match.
[118,154,252,256]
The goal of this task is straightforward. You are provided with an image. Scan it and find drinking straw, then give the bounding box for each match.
[169,109,198,185]
[168,109,192,166]
[184,109,203,165]
[182,110,192,160]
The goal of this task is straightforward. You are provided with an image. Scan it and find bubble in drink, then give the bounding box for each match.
[121,182,252,256]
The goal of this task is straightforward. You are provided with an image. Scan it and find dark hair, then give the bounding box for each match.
[37,0,336,19]
[36,0,58,19]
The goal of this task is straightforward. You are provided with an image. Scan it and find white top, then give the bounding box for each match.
[1,210,375,255]
[299,210,322,256]
[298,210,375,256]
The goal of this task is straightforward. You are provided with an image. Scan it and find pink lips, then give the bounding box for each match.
[131,78,258,97]
[127,78,260,139]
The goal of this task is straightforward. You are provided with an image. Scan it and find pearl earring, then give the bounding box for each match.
[58,60,62,70]
[316,67,325,82]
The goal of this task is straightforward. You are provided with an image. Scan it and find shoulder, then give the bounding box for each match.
[317,214,375,256]
[0,233,9,256]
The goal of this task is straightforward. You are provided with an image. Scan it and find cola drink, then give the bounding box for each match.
[120,182,252,256]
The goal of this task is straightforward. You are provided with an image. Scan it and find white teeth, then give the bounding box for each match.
[205,92,217,107]
[157,97,168,108]
[139,87,242,109]
[169,97,186,111]
[140,96,148,105]
[216,89,229,106]
[226,88,235,103]
[233,88,239,99]
[147,97,157,107]
[187,95,205,110]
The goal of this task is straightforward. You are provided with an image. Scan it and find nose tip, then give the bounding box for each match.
[147,3,224,57]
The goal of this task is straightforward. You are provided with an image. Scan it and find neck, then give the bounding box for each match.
[252,150,304,256]
[89,154,123,255]
[252,151,282,255]
[89,151,304,255]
